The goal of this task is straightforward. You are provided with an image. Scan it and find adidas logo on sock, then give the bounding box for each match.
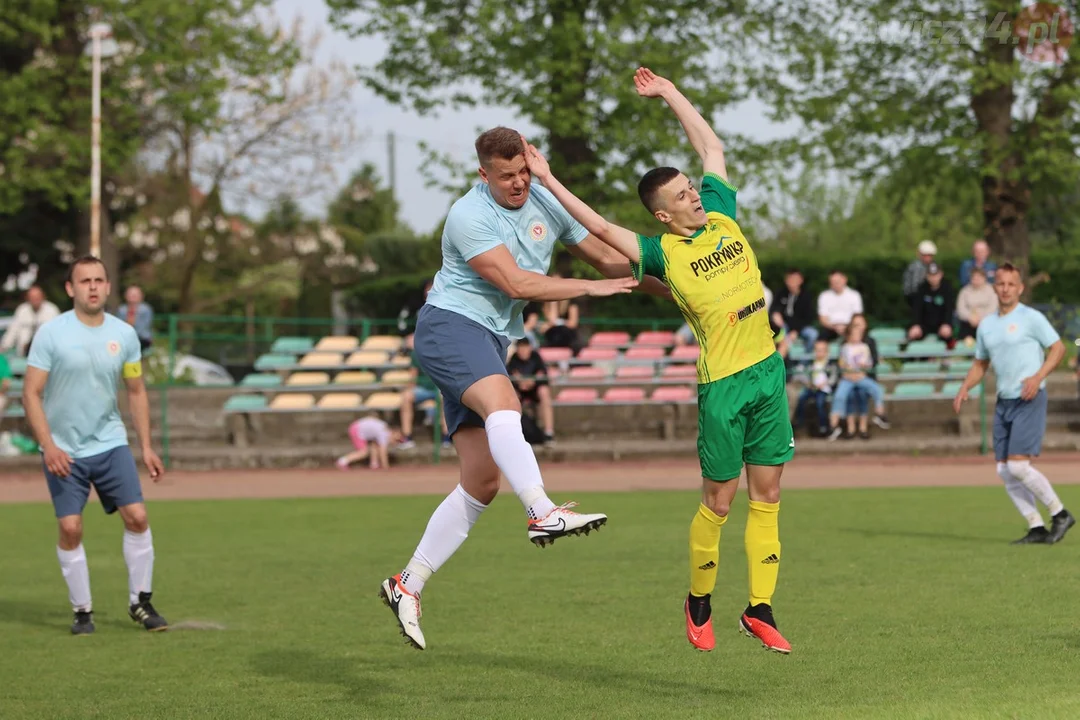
[697,561,717,570]
[761,554,780,564]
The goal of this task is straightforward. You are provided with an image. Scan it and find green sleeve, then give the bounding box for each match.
[631,235,666,283]
[700,172,737,219]
[0,354,10,380]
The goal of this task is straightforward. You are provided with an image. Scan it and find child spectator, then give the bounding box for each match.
[793,339,836,437]
[827,322,890,441]
[336,416,402,471]
[506,338,554,444]
[955,267,998,343]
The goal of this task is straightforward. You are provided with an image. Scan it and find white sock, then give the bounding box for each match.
[57,545,92,612]
[400,485,487,595]
[123,528,155,605]
[997,463,1043,529]
[1007,460,1065,516]
[485,410,556,520]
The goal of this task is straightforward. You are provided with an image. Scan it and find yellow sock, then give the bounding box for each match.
[745,500,781,606]
[689,503,726,597]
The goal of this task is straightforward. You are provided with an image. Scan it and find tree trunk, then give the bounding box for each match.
[546,0,599,200]
[981,176,1031,270]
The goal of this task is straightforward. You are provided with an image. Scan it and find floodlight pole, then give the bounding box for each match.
[89,24,109,259]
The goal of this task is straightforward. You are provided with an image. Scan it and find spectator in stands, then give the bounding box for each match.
[541,296,580,349]
[792,339,836,437]
[397,278,434,337]
[116,285,154,351]
[522,302,542,347]
[958,239,997,288]
[770,268,818,351]
[817,270,864,342]
[907,262,956,348]
[336,415,403,471]
[0,285,60,357]
[955,267,998,344]
[0,352,10,417]
[398,335,449,450]
[673,322,697,347]
[506,337,554,444]
[903,240,938,309]
[827,321,890,441]
[844,313,880,423]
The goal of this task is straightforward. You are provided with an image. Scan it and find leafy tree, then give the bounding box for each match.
[326,0,747,212]
[746,0,1080,279]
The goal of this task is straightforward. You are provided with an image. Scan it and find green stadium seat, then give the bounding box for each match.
[4,404,25,418]
[947,360,974,374]
[876,342,901,356]
[271,337,315,354]
[892,382,936,399]
[900,361,943,375]
[870,327,907,343]
[7,378,23,392]
[223,394,268,412]
[8,357,27,375]
[240,373,283,388]
[905,339,946,355]
[254,353,296,371]
[942,381,981,398]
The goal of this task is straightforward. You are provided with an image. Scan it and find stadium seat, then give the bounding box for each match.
[240,373,283,388]
[625,346,664,360]
[942,380,981,398]
[223,394,268,412]
[314,336,358,352]
[634,330,676,347]
[947,360,974,374]
[270,336,314,354]
[556,387,599,403]
[299,352,344,368]
[538,347,572,364]
[334,370,377,385]
[269,393,315,410]
[588,331,630,348]
[317,392,362,410]
[380,369,413,385]
[389,354,411,367]
[364,391,403,410]
[568,366,607,379]
[615,365,654,379]
[900,361,943,375]
[651,386,695,402]
[286,371,330,387]
[662,364,698,378]
[892,382,936,399]
[905,339,946,355]
[253,353,295,371]
[876,342,901,357]
[669,345,700,361]
[346,351,389,367]
[8,357,27,375]
[7,377,23,392]
[578,347,618,362]
[360,335,402,352]
[869,327,907,343]
[603,387,646,403]
[4,404,25,418]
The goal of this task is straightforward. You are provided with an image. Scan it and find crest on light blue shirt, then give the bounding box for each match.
[528,220,548,242]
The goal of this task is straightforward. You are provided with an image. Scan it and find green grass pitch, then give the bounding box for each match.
[1,485,1079,719]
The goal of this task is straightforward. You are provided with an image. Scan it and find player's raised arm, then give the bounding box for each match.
[635,67,728,182]
[468,245,636,301]
[519,138,641,264]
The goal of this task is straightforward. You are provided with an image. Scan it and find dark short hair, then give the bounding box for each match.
[997,261,1022,279]
[517,337,532,347]
[785,268,803,277]
[66,255,108,284]
[475,127,524,167]
[637,167,682,213]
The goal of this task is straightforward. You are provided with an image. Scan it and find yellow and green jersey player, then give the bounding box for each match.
[522,66,793,654]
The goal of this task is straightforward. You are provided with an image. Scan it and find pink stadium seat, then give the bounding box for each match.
[670,345,701,361]
[603,387,646,403]
[625,346,664,360]
[662,364,698,378]
[538,346,572,363]
[635,330,676,347]
[568,366,607,379]
[557,387,599,403]
[616,365,654,379]
[578,347,618,362]
[652,386,694,402]
[588,331,630,347]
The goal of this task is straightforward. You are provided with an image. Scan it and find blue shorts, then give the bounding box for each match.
[413,304,511,438]
[993,390,1048,462]
[44,445,144,518]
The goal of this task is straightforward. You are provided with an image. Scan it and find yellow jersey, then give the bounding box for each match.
[631,173,775,384]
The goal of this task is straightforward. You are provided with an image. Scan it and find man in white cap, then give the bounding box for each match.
[903,240,937,310]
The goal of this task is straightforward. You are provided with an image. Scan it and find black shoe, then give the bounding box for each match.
[1048,510,1076,544]
[71,610,95,635]
[129,592,168,631]
[1010,526,1051,545]
[859,430,871,440]
[872,414,890,430]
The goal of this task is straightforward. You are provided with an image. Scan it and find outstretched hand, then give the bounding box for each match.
[634,67,675,98]
[520,135,551,180]
[586,276,639,297]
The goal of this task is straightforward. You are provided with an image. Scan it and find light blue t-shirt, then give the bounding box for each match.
[975,303,1060,400]
[425,181,589,339]
[27,311,142,458]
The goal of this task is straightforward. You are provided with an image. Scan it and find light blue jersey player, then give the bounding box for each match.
[378,126,670,650]
[22,257,169,635]
[954,262,1073,545]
